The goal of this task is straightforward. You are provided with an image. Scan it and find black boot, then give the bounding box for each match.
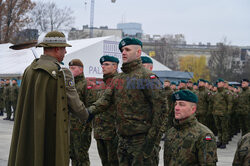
[3,117,10,120]
[216,142,222,148]
[218,144,226,149]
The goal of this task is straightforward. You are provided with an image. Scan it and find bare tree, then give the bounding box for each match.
[208,39,240,81]
[151,34,185,70]
[0,0,34,43]
[29,1,75,32]
[3,0,34,43]
[0,0,4,42]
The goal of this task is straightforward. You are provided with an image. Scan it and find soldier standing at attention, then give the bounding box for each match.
[236,79,250,136]
[87,37,165,165]
[212,78,230,149]
[233,132,250,166]
[164,90,218,166]
[8,31,89,166]
[187,80,194,92]
[93,55,119,166]
[179,80,187,90]
[69,59,97,166]
[170,82,177,91]
[10,78,19,121]
[0,79,5,116]
[196,79,210,125]
[3,79,12,120]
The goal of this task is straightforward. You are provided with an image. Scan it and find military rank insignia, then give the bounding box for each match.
[205,135,212,141]
[52,71,57,77]
[121,40,126,46]
[175,93,180,100]
[68,79,74,87]
[150,75,156,79]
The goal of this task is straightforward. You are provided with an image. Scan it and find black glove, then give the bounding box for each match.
[141,137,155,158]
[86,109,94,123]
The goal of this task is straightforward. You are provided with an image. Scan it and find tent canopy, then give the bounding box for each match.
[0,36,171,78]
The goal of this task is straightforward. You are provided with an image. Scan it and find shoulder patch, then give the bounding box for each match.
[205,135,212,141]
[87,86,93,89]
[68,79,74,87]
[150,75,156,79]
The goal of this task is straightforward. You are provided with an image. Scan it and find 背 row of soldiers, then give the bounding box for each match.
[6,31,250,166]
[0,78,19,120]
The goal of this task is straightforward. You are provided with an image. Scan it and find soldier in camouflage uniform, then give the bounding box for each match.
[93,55,119,166]
[0,79,5,116]
[170,81,177,92]
[233,132,250,166]
[212,79,231,148]
[162,80,174,131]
[3,79,12,120]
[187,80,194,92]
[178,80,187,90]
[141,56,153,71]
[164,90,218,166]
[10,78,19,121]
[69,59,97,166]
[88,37,166,165]
[196,79,210,125]
[236,79,250,136]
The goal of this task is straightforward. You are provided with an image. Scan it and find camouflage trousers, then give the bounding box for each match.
[206,113,217,134]
[213,115,229,144]
[5,101,12,119]
[70,126,92,166]
[96,137,119,166]
[117,134,154,166]
[238,114,250,136]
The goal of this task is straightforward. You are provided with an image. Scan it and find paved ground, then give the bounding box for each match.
[0,114,240,166]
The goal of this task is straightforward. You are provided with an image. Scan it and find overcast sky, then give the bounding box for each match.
[34,0,250,46]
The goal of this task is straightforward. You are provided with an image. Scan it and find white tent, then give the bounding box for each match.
[0,36,171,78]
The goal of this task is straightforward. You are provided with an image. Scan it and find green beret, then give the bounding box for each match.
[36,31,72,48]
[193,83,198,86]
[241,79,249,83]
[172,90,198,103]
[198,79,206,83]
[171,81,177,85]
[12,78,17,81]
[216,78,224,83]
[141,56,153,64]
[180,80,188,83]
[100,55,119,64]
[119,37,142,52]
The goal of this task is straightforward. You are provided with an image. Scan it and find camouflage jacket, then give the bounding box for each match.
[0,85,4,108]
[70,74,97,130]
[233,132,250,166]
[11,84,19,103]
[89,59,165,141]
[164,115,218,166]
[161,87,174,131]
[93,72,118,140]
[212,87,232,116]
[236,87,250,115]
[196,86,210,116]
[3,84,11,102]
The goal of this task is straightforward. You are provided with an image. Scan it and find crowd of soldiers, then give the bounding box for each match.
[163,78,250,149]
[0,78,19,120]
[6,31,250,166]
